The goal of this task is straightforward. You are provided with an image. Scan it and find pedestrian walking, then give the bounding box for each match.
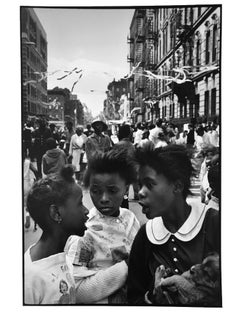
[133,122,143,147]
[64,121,75,155]
[24,165,89,304]
[69,126,87,182]
[127,144,220,305]
[32,118,52,178]
[114,124,138,205]
[66,148,140,304]
[85,119,112,161]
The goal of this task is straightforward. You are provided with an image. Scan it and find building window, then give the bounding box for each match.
[172,103,175,118]
[196,38,201,65]
[189,102,193,118]
[180,103,183,118]
[211,88,216,115]
[184,100,187,117]
[204,90,209,116]
[190,7,194,24]
[195,94,199,117]
[212,24,218,62]
[197,7,201,18]
[205,30,210,64]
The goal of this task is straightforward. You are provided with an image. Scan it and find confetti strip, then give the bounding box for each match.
[57,67,78,80]
[23,79,37,86]
[123,62,141,80]
[70,73,83,93]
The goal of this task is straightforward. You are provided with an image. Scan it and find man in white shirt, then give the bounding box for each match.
[133,122,143,147]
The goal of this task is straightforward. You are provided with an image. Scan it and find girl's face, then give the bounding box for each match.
[59,183,89,236]
[89,173,128,217]
[138,165,176,219]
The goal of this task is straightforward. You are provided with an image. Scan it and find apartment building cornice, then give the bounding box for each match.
[155,6,219,70]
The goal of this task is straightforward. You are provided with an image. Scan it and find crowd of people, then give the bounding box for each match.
[23,117,221,306]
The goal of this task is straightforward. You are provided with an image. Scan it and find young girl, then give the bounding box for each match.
[66,148,140,304]
[24,165,89,304]
[127,143,220,305]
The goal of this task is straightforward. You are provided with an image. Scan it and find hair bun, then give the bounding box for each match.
[60,165,74,182]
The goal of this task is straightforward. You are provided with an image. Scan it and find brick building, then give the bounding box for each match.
[48,88,84,128]
[104,79,128,120]
[128,6,221,126]
[21,7,48,123]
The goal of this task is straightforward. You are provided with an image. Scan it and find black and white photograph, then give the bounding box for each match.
[19,4,223,307]
[3,0,240,311]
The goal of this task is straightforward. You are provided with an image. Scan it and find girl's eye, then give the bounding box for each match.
[91,189,99,194]
[109,188,118,193]
[146,182,154,190]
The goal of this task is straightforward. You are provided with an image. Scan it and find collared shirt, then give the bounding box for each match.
[127,199,220,305]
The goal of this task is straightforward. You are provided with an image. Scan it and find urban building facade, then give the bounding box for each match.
[21,7,48,123]
[104,79,128,120]
[48,88,84,127]
[128,6,221,126]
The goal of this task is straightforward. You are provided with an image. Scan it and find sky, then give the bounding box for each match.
[34,7,134,117]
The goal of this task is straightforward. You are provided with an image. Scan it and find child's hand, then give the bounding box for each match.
[111,246,129,264]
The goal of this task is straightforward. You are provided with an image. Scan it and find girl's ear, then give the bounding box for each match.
[49,204,62,224]
[173,180,184,194]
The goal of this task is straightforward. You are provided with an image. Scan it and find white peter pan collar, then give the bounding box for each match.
[146,200,208,244]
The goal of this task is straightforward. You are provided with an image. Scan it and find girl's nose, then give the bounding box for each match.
[100,192,110,203]
[138,187,146,200]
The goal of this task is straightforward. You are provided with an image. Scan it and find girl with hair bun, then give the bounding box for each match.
[24,165,89,304]
[127,144,220,305]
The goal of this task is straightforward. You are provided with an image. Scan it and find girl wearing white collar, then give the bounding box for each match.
[127,143,220,305]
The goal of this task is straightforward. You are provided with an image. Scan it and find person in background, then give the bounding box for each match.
[175,130,188,145]
[84,124,93,137]
[23,122,33,160]
[206,158,220,211]
[64,122,75,156]
[49,123,60,145]
[85,120,112,161]
[24,165,89,304]
[133,122,143,148]
[69,126,87,182]
[24,151,39,231]
[209,124,219,147]
[149,119,163,146]
[115,124,137,206]
[195,126,205,153]
[155,132,168,148]
[66,149,140,304]
[138,130,150,148]
[32,118,52,178]
[127,144,220,305]
[186,124,196,150]
[42,137,67,176]
[199,145,219,203]
[110,129,119,145]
